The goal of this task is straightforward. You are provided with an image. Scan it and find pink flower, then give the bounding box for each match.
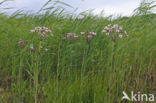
[18,39,25,49]
[35,27,42,31]
[74,35,79,38]
[104,27,109,30]
[119,26,123,30]
[18,39,24,45]
[42,32,47,37]
[87,35,92,38]
[66,33,73,38]
[80,32,85,35]
[102,24,128,42]
[116,29,120,33]
[109,29,113,32]
[64,33,78,39]
[112,24,118,29]
[31,26,52,40]
[45,30,52,33]
[90,32,96,35]
[86,35,93,44]
[124,31,127,35]
[31,30,36,33]
[119,34,123,39]
[30,44,35,51]
[48,30,52,33]
[43,26,48,30]
[102,30,107,32]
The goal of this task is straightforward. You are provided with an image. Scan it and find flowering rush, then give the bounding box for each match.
[31,26,52,40]
[18,39,35,52]
[102,24,128,42]
[18,26,52,53]
[80,31,97,44]
[64,32,79,39]
[18,39,25,49]
[80,31,97,36]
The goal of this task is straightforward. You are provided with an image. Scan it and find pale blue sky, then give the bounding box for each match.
[5,0,141,16]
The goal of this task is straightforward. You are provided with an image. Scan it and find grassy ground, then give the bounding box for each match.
[0,1,156,103]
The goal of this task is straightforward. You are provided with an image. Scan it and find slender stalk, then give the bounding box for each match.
[34,54,39,103]
[56,42,61,100]
[18,52,23,103]
[111,42,115,71]
[34,41,41,103]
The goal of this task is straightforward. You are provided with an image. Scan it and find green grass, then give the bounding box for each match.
[0,1,156,103]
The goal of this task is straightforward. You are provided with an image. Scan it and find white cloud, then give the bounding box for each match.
[5,0,141,16]
[15,0,28,4]
[8,0,46,12]
[92,1,140,16]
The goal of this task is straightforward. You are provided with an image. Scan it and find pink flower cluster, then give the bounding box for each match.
[18,39,26,49]
[18,39,35,52]
[64,33,79,39]
[18,26,51,52]
[64,31,97,44]
[81,31,97,44]
[80,32,97,36]
[31,26,52,40]
[102,24,128,42]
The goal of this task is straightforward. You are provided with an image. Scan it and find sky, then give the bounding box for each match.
[3,0,141,16]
